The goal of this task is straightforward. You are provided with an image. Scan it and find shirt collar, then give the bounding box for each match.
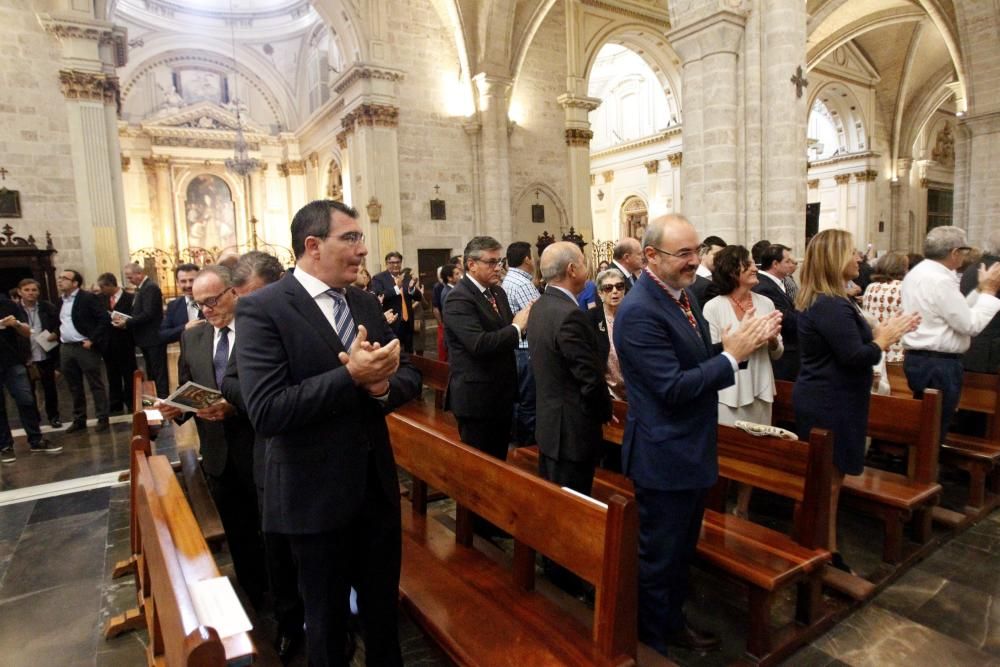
[466,273,489,294]
[643,267,683,300]
[759,271,785,290]
[695,264,712,279]
[549,284,577,302]
[613,260,635,278]
[293,264,342,299]
[214,320,235,335]
[927,259,961,283]
[508,267,532,280]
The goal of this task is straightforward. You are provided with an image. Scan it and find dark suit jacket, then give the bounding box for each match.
[587,305,611,365]
[529,287,611,463]
[102,291,136,355]
[58,289,111,352]
[22,300,60,362]
[689,274,718,308]
[962,254,1000,373]
[160,296,195,345]
[613,273,735,491]
[236,272,421,534]
[753,274,800,380]
[611,261,637,290]
[221,349,266,489]
[127,278,164,347]
[371,270,422,333]
[173,322,253,477]
[442,276,519,418]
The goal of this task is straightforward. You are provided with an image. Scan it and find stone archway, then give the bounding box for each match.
[621,195,647,240]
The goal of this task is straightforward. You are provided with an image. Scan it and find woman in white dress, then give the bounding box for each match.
[703,245,783,517]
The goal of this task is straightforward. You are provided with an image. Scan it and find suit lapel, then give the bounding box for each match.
[460,276,502,326]
[190,323,217,388]
[284,274,347,356]
[642,278,708,356]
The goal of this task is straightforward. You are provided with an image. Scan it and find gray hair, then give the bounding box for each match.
[596,268,627,286]
[196,264,234,288]
[924,226,967,260]
[233,250,284,287]
[539,242,582,282]
[612,238,639,260]
[122,262,143,275]
[463,235,503,270]
[983,229,1000,256]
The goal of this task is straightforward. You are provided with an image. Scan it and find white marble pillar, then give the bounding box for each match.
[463,118,484,235]
[890,160,912,250]
[667,11,745,241]
[280,160,308,219]
[144,156,176,253]
[835,173,851,234]
[558,94,601,236]
[668,153,683,214]
[473,74,514,242]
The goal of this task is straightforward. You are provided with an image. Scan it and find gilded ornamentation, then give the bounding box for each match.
[59,70,120,107]
[853,169,878,182]
[141,156,171,170]
[834,173,852,185]
[121,156,131,171]
[932,123,955,168]
[602,170,615,184]
[807,179,819,189]
[279,160,307,177]
[644,160,659,174]
[341,104,400,131]
[564,128,594,147]
[336,131,348,149]
[667,152,683,167]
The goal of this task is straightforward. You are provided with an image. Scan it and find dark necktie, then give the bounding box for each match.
[484,289,499,316]
[671,290,700,333]
[328,289,358,351]
[213,326,230,389]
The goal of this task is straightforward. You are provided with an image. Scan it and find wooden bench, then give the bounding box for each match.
[773,380,942,563]
[387,405,639,667]
[136,453,256,666]
[510,423,834,665]
[888,364,1000,514]
[411,354,450,409]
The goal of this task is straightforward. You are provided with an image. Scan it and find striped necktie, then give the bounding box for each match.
[327,288,357,351]
[670,290,700,334]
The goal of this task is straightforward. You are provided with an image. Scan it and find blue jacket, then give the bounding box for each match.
[613,272,735,491]
[160,296,193,345]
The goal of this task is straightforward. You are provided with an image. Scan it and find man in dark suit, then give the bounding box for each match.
[371,251,422,353]
[115,263,168,397]
[690,235,726,307]
[158,265,267,612]
[159,263,204,345]
[962,230,1000,373]
[611,237,643,290]
[221,250,304,663]
[443,236,531,462]
[614,215,779,657]
[17,278,62,428]
[237,200,421,667]
[97,273,137,413]
[57,269,111,433]
[753,243,800,380]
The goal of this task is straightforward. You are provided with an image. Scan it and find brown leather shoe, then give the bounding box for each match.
[666,623,721,651]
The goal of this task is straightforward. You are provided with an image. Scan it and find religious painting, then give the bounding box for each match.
[184,175,237,251]
[0,188,22,218]
[175,69,229,105]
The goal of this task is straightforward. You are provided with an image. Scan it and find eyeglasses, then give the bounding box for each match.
[650,244,704,261]
[954,246,972,253]
[599,283,626,293]
[193,288,232,311]
[338,231,365,246]
[473,258,503,268]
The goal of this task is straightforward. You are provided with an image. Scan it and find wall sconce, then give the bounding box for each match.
[596,189,605,201]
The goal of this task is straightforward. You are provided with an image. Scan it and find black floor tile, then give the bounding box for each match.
[28,487,110,524]
[0,580,102,666]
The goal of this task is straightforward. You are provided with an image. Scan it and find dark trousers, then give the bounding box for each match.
[512,348,537,445]
[29,357,60,422]
[206,447,268,609]
[256,483,304,636]
[287,457,402,667]
[539,453,596,595]
[104,343,137,412]
[0,364,43,448]
[904,354,964,440]
[141,344,169,398]
[456,414,512,461]
[635,486,708,650]
[60,343,109,422]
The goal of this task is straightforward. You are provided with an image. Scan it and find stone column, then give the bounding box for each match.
[853,169,878,248]
[558,94,601,236]
[463,118,484,235]
[645,160,660,216]
[667,10,746,241]
[668,152,683,214]
[890,159,912,250]
[834,173,851,232]
[759,0,808,248]
[473,74,514,242]
[959,112,1000,243]
[279,160,308,219]
[143,156,175,253]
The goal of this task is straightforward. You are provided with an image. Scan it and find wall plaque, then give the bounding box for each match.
[0,188,22,218]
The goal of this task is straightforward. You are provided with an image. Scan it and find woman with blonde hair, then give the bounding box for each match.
[793,229,919,573]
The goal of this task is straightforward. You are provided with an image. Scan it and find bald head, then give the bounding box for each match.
[540,241,587,295]
[613,237,643,273]
[643,214,702,289]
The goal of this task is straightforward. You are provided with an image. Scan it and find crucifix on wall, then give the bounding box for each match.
[791,66,808,99]
[430,184,446,220]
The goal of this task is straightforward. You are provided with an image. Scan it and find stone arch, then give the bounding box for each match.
[619,194,648,240]
[806,80,868,155]
[898,65,960,162]
[308,0,369,65]
[511,181,569,243]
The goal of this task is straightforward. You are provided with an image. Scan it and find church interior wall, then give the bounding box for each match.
[508,0,571,248]
[0,1,86,274]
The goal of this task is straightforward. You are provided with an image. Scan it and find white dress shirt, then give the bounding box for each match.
[901,258,1000,354]
[59,289,87,343]
[212,321,236,362]
[758,270,786,293]
[695,264,712,280]
[293,266,342,331]
[186,297,200,324]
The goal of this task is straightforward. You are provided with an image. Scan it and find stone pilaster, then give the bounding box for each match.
[558,93,601,237]
[890,159,912,251]
[957,111,1000,243]
[143,156,175,253]
[474,74,514,242]
[667,10,745,241]
[463,118,484,235]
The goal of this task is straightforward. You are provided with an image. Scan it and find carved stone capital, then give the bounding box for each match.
[834,173,852,185]
[564,128,593,147]
[308,152,319,169]
[853,169,878,182]
[807,178,819,189]
[121,155,131,171]
[141,155,170,171]
[342,103,400,132]
[557,93,602,112]
[332,63,405,96]
[279,160,307,177]
[335,131,348,150]
[644,160,659,174]
[667,152,683,167]
[602,170,615,184]
[590,174,596,186]
[59,70,120,106]
[41,16,127,66]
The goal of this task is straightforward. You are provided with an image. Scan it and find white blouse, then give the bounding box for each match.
[702,292,783,408]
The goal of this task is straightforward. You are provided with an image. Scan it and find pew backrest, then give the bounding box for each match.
[410,355,449,407]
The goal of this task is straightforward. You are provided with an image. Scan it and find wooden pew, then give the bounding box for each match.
[510,424,834,665]
[411,354,449,409]
[772,380,942,563]
[137,454,256,666]
[388,405,639,667]
[887,363,1000,514]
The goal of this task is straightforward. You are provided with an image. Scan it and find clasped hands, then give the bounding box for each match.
[156,399,235,422]
[338,325,400,397]
[721,308,783,363]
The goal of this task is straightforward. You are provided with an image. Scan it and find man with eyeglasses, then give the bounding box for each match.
[614,215,780,657]
[57,269,111,434]
[444,237,531,463]
[902,225,1000,438]
[372,251,422,353]
[115,263,168,398]
[236,200,420,667]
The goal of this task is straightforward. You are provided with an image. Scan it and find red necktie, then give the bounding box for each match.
[484,290,500,316]
[671,290,699,332]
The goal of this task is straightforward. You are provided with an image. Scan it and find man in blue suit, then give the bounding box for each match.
[614,215,780,657]
[160,263,204,345]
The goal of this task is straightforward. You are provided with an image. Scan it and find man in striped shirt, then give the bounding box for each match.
[501,241,541,446]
